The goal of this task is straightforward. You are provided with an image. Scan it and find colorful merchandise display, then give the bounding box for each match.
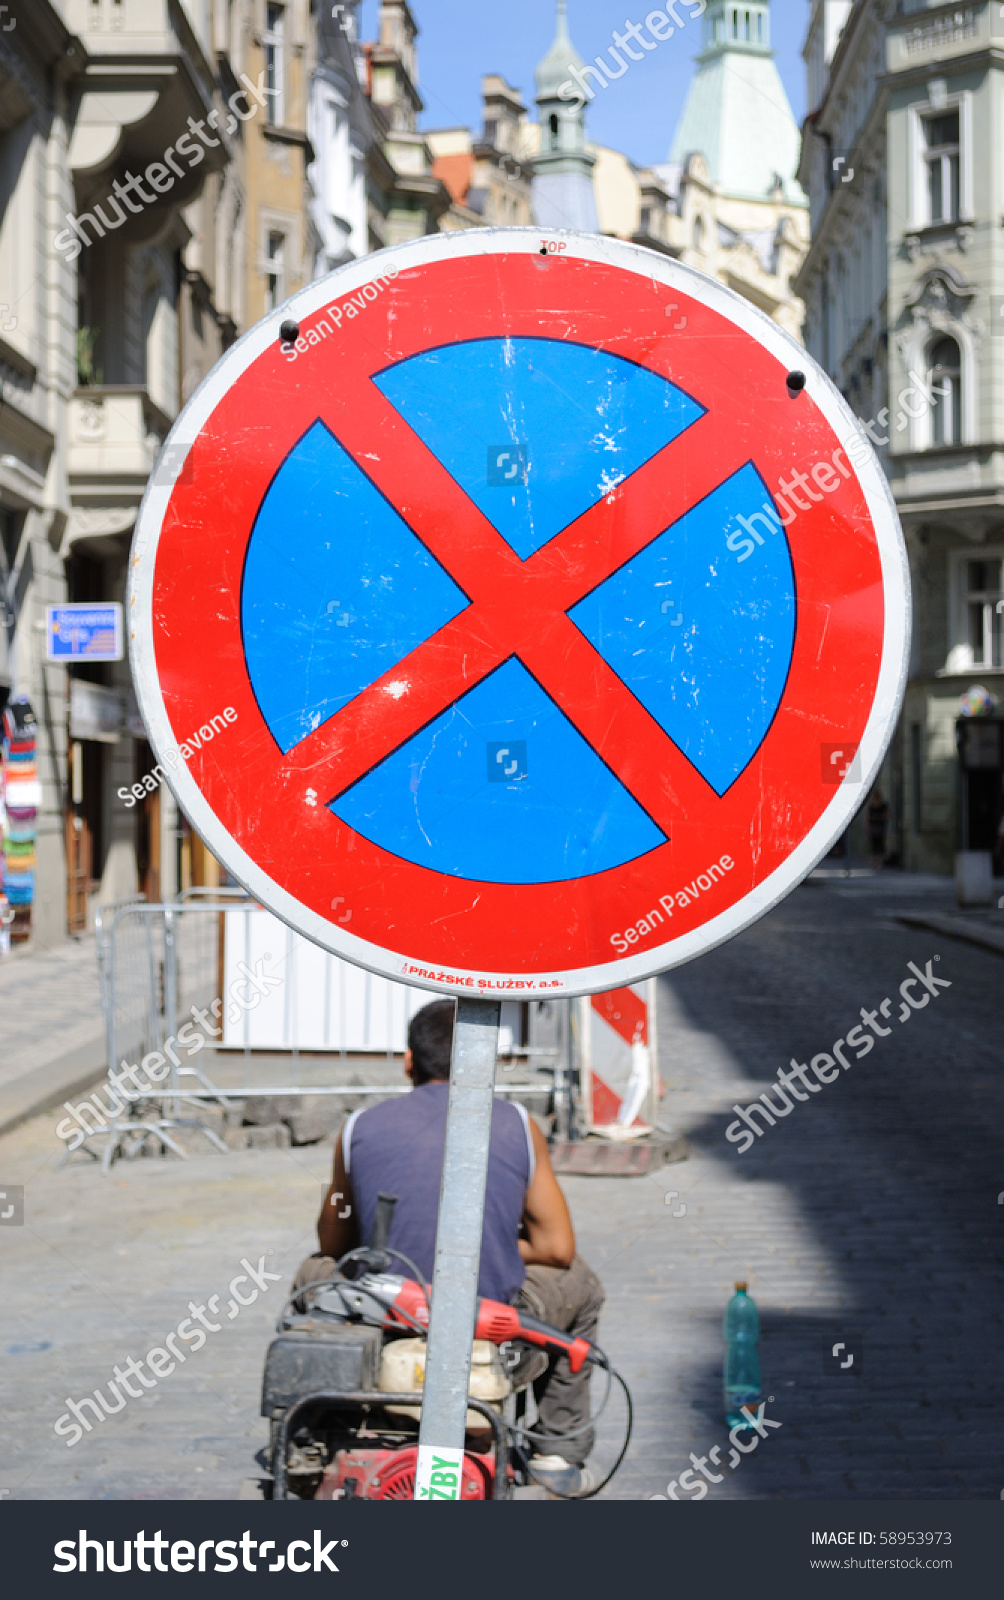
[1,696,39,945]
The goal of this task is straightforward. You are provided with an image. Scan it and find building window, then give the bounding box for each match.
[693,215,705,252]
[264,3,285,126]
[924,110,959,223]
[962,559,1003,669]
[483,119,497,148]
[265,230,285,311]
[929,335,961,445]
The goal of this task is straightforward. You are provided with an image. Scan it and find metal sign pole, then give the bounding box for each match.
[414,996,500,1501]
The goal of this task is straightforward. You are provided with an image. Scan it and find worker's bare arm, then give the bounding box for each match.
[317,1131,361,1259]
[519,1118,575,1268]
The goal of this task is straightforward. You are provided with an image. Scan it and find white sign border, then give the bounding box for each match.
[129,228,911,1001]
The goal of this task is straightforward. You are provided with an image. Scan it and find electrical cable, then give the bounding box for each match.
[506,1364,633,1501]
[278,1280,338,1327]
[504,1360,614,1445]
[335,1245,432,1335]
[338,1291,633,1496]
[278,1245,431,1333]
[499,1342,632,1499]
[335,1243,430,1296]
[277,1261,633,1500]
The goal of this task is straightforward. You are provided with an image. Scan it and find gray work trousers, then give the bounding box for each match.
[512,1253,605,1466]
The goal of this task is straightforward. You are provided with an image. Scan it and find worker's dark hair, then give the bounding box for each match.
[408,999,456,1085]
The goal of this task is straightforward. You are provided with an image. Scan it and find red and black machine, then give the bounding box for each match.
[257,1195,630,1500]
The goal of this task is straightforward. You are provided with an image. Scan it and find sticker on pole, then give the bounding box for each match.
[129,230,909,998]
[415,1444,465,1502]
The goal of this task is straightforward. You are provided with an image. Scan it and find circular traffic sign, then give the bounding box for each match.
[130,230,909,999]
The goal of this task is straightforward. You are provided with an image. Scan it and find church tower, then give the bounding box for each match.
[668,0,804,203]
[531,0,599,232]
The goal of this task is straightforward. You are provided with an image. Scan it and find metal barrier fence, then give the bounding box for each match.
[83,896,562,1170]
[95,895,231,1083]
[89,896,251,1167]
[97,894,448,1070]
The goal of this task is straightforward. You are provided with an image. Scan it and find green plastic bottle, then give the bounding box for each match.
[723,1281,761,1429]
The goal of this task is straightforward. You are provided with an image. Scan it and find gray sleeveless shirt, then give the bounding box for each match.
[344,1082,533,1303]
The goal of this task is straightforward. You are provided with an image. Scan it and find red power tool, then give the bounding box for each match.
[329,1272,600,1373]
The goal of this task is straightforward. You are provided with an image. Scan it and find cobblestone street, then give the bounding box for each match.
[600,874,1004,1500]
[0,875,1001,1500]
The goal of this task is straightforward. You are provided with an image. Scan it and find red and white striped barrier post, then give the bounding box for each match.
[579,979,660,1137]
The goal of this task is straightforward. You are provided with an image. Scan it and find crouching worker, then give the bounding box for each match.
[294,999,605,1497]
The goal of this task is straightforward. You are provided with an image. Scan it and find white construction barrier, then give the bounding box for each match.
[221,906,520,1054]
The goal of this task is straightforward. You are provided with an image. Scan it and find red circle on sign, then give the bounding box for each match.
[134,235,905,996]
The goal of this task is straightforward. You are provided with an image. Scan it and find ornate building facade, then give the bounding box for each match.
[652,0,809,339]
[1,0,243,941]
[363,0,451,246]
[426,76,535,232]
[797,0,1004,874]
[0,0,811,950]
[0,0,324,945]
[431,0,808,335]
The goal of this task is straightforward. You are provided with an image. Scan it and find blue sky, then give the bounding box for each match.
[357,1,808,170]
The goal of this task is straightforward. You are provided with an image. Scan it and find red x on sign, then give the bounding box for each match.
[131,233,909,997]
[256,358,735,833]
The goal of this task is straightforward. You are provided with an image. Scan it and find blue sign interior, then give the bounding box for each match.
[241,338,796,884]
